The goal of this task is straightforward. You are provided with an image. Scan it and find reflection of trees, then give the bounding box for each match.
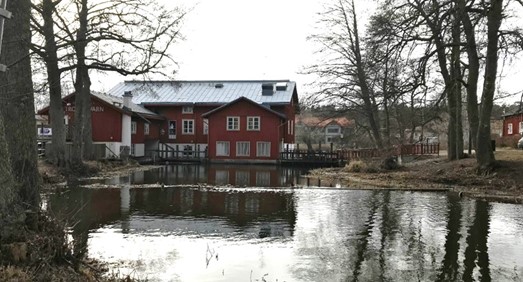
[437,193,462,282]
[350,191,381,282]
[463,200,491,281]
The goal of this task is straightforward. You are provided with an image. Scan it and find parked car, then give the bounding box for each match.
[518,136,523,149]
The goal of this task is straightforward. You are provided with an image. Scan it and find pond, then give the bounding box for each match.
[45,164,523,281]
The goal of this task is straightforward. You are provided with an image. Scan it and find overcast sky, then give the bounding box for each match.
[93,0,377,97]
[92,0,523,104]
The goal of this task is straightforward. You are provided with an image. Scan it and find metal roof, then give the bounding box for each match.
[106,80,297,105]
[91,91,160,117]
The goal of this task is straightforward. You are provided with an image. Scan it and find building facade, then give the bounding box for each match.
[39,80,299,163]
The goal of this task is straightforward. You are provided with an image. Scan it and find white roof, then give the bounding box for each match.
[92,91,159,117]
[106,80,297,105]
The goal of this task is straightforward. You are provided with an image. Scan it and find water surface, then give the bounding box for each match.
[46,165,523,281]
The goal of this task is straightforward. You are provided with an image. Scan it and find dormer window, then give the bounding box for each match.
[182,106,193,114]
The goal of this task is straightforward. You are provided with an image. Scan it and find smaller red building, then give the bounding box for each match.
[203,97,287,164]
[37,91,164,158]
[502,110,523,137]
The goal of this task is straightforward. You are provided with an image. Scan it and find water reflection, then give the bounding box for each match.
[45,167,523,282]
[122,164,307,187]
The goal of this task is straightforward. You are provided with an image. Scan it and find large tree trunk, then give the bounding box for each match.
[476,0,503,173]
[0,116,22,239]
[0,0,40,210]
[447,8,464,160]
[71,0,93,168]
[456,0,480,151]
[43,0,67,167]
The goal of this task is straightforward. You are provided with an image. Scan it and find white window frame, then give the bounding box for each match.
[182,119,194,135]
[508,123,513,135]
[227,116,240,131]
[326,125,340,134]
[131,121,137,134]
[203,118,209,135]
[247,116,260,131]
[168,120,176,139]
[256,142,271,157]
[216,141,230,156]
[182,105,193,114]
[235,171,250,186]
[256,171,271,186]
[519,121,523,135]
[236,141,250,157]
[144,123,150,135]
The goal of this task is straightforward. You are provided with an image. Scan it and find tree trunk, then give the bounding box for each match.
[43,0,67,167]
[71,0,93,168]
[348,0,383,148]
[476,0,503,173]
[447,8,464,160]
[0,0,40,210]
[456,0,480,151]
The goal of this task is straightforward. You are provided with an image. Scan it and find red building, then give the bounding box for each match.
[39,80,299,163]
[38,91,164,158]
[502,110,523,137]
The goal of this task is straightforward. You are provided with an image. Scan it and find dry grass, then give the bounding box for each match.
[311,148,523,203]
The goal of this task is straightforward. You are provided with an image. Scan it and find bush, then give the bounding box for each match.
[345,160,366,172]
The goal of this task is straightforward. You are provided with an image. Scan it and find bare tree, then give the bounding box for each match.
[30,0,185,168]
[306,0,384,148]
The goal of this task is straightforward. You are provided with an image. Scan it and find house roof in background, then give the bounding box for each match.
[106,80,297,105]
[296,116,354,128]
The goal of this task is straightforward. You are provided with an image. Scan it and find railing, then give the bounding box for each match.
[156,143,208,161]
[398,143,440,155]
[280,150,341,164]
[280,143,440,164]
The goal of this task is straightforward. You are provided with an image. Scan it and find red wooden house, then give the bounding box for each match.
[38,91,164,158]
[202,97,288,163]
[502,110,523,137]
[39,80,299,163]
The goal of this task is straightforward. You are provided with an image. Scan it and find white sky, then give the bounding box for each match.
[92,0,523,104]
[93,0,324,95]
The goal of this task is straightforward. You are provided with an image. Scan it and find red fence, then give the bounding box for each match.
[280,143,439,163]
[397,143,439,155]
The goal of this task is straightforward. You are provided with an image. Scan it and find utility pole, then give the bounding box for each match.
[0,0,11,72]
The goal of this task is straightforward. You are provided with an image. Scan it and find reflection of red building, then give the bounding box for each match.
[38,80,299,163]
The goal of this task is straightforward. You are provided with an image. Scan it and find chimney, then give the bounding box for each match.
[123,91,132,110]
[261,83,274,96]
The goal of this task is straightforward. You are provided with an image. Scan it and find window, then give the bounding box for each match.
[227,116,240,131]
[235,171,250,186]
[216,141,230,156]
[131,144,135,156]
[182,106,193,114]
[247,116,260,131]
[215,170,229,185]
[168,121,176,139]
[203,119,209,135]
[520,122,523,134]
[131,121,137,134]
[144,123,150,135]
[508,123,513,135]
[236,141,250,156]
[183,119,194,134]
[257,142,271,157]
[326,126,340,134]
[256,171,271,186]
